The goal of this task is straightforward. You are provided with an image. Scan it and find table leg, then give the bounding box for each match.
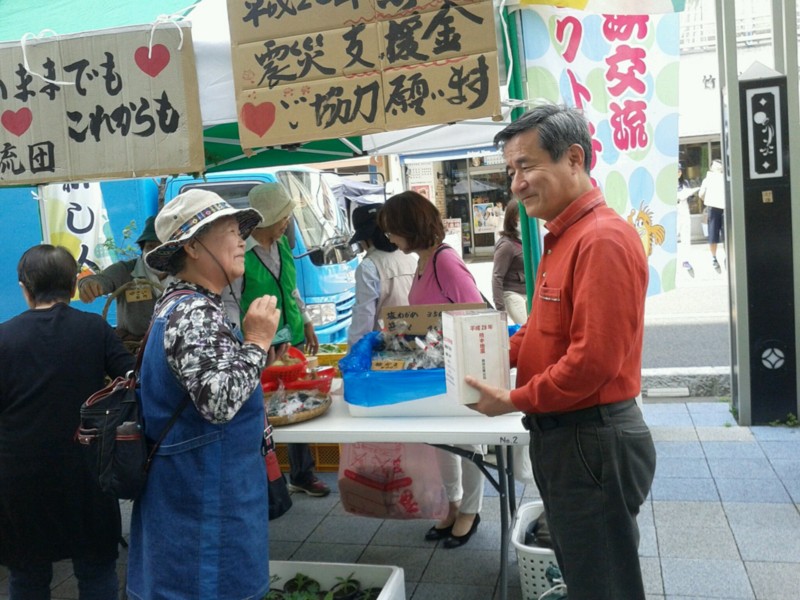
[431,444,510,600]
[506,446,517,518]
[495,445,509,600]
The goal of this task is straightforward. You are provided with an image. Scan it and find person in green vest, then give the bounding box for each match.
[231,182,329,497]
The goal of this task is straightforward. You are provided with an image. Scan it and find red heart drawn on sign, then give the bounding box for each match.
[134,44,170,78]
[1,108,33,137]
[242,102,276,137]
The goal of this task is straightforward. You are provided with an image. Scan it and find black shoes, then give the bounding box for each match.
[443,514,481,549]
[424,523,453,541]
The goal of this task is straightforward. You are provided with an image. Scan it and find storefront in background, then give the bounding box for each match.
[405,150,510,257]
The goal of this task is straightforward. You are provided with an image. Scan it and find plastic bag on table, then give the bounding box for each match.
[338,442,448,520]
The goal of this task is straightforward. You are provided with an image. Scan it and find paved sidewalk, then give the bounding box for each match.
[2,399,799,599]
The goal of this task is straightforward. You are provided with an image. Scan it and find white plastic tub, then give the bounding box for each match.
[345,391,481,417]
[511,502,559,599]
[268,561,405,600]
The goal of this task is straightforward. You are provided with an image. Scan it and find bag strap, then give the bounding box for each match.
[136,289,199,472]
[431,244,495,309]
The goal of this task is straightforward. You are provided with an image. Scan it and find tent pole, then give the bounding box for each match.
[503,6,539,315]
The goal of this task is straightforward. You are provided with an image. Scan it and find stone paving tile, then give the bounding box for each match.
[701,441,766,459]
[655,456,712,478]
[696,427,756,442]
[650,426,700,442]
[759,440,800,460]
[744,561,800,600]
[654,500,729,529]
[660,557,755,599]
[655,440,705,458]
[650,476,720,502]
[750,426,800,441]
[716,478,792,503]
[657,525,740,560]
[706,456,778,479]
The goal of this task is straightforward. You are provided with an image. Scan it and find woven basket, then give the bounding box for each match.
[267,395,332,427]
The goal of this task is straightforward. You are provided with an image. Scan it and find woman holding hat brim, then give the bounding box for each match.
[347,204,417,346]
[126,189,282,600]
[222,181,331,498]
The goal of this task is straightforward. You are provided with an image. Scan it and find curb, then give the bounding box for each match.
[642,366,731,398]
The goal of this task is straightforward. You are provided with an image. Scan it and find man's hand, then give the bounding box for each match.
[78,278,105,303]
[266,342,289,366]
[243,295,281,352]
[464,376,517,416]
[303,322,319,355]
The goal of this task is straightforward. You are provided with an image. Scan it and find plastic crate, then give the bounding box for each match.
[511,502,559,599]
[276,443,340,472]
[316,343,347,376]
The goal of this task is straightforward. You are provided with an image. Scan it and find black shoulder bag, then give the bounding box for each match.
[77,291,194,499]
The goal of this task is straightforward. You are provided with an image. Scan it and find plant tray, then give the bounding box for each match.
[268,561,405,600]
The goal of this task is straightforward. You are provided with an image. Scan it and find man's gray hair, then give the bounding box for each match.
[494,104,593,175]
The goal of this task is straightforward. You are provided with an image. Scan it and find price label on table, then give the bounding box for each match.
[371,359,406,371]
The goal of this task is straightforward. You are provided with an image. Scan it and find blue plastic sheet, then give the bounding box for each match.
[340,325,522,408]
[340,332,446,407]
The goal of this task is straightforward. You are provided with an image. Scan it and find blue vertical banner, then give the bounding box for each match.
[518,6,681,295]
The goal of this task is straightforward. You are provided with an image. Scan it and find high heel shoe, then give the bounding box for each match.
[443,514,480,549]
[424,523,453,541]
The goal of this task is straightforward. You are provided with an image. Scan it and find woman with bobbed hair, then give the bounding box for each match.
[377,190,485,548]
[0,244,134,597]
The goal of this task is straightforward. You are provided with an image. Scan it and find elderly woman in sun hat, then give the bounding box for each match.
[126,189,282,600]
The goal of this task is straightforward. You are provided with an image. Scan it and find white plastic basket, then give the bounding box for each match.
[511,501,559,600]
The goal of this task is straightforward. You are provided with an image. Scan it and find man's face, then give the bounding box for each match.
[503,129,581,223]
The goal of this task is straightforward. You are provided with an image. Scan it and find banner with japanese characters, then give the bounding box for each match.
[0,24,204,186]
[520,7,680,294]
[227,0,502,150]
[519,0,685,13]
[38,182,116,298]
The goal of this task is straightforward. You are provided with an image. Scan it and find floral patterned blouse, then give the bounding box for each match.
[157,280,268,424]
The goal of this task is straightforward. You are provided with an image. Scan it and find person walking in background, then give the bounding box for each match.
[347,204,417,347]
[78,216,164,345]
[378,190,485,549]
[467,105,656,599]
[677,163,696,277]
[698,159,725,272]
[228,182,330,498]
[492,200,527,324]
[128,190,281,599]
[1,245,134,599]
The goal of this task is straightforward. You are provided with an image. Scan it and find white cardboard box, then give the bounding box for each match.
[442,309,510,405]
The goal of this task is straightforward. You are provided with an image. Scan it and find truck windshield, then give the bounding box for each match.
[275,170,342,248]
[179,173,356,265]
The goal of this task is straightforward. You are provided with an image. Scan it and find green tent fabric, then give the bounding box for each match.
[0,0,199,42]
[0,0,363,173]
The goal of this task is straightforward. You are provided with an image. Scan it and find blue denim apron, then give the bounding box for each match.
[127,295,269,600]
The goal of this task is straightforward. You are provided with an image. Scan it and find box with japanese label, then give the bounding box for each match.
[442,309,510,405]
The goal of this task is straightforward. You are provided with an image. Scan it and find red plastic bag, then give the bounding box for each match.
[338,442,448,520]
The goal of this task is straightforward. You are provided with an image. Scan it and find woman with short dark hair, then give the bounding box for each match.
[0,244,135,598]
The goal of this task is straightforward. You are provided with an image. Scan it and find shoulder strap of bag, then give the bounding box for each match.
[137,289,198,472]
[431,245,495,309]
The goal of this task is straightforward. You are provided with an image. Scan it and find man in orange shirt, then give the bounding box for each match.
[467,105,656,600]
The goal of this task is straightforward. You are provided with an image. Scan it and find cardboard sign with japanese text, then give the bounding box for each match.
[0,24,204,186]
[380,303,485,336]
[227,0,502,149]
